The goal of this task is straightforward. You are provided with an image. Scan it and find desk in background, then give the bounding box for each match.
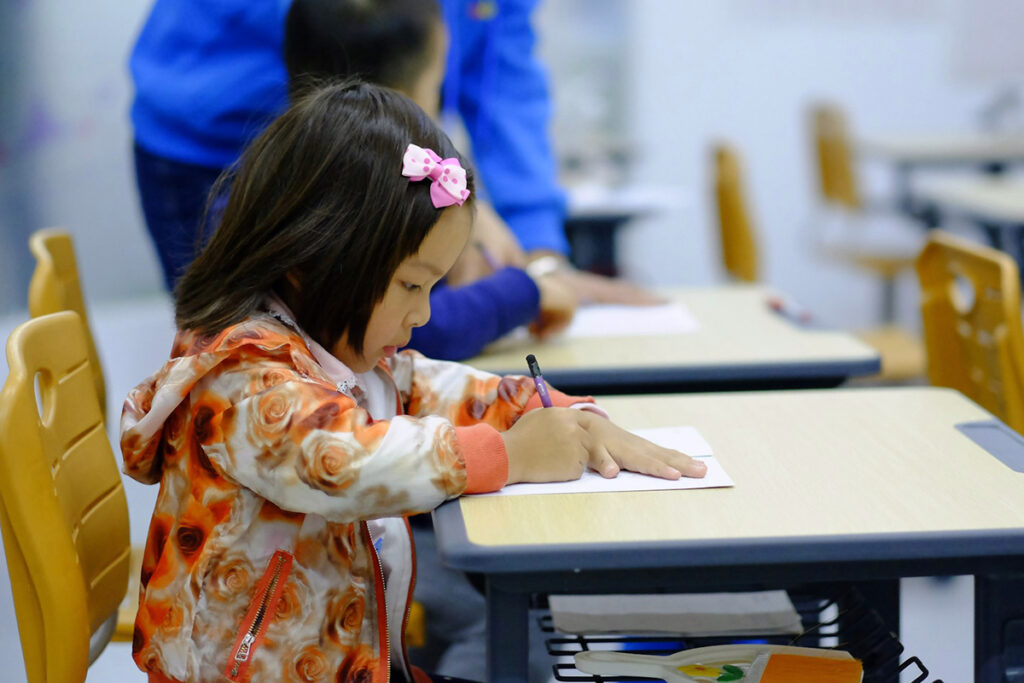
[858,132,1024,226]
[564,183,685,276]
[466,285,880,394]
[914,177,1024,271]
[432,387,1024,682]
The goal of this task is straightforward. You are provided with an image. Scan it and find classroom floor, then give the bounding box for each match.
[0,294,975,682]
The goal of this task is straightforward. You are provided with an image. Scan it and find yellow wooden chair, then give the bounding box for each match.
[28,229,106,413]
[26,227,142,642]
[0,311,131,683]
[808,104,926,380]
[917,231,1024,434]
[809,103,922,323]
[711,139,923,380]
[712,143,759,283]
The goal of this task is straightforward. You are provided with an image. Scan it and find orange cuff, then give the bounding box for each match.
[524,388,595,412]
[455,424,508,494]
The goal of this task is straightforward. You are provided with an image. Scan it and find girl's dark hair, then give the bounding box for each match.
[174,80,474,354]
[284,0,441,99]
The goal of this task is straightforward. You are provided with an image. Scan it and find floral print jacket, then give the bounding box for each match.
[120,311,587,682]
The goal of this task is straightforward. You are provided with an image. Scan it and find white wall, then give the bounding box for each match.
[0,0,161,314]
[541,0,1001,331]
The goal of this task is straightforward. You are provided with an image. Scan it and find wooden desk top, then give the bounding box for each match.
[440,387,1024,570]
[915,177,1024,224]
[859,133,1024,165]
[465,286,879,389]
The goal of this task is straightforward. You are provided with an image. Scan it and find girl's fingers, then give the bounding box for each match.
[621,451,683,480]
[669,451,707,478]
[588,445,620,478]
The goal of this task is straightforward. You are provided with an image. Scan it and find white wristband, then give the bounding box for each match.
[525,255,564,279]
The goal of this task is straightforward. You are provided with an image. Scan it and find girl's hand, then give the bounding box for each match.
[502,408,590,484]
[528,273,577,340]
[501,409,706,485]
[576,411,707,480]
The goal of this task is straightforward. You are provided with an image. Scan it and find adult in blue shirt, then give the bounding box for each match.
[130,0,651,358]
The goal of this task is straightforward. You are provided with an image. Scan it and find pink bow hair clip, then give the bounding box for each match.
[402,143,471,208]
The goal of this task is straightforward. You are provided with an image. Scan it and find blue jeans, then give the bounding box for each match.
[133,143,225,291]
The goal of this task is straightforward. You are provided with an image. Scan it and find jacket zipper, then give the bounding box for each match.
[398,517,417,677]
[225,550,293,681]
[365,522,392,682]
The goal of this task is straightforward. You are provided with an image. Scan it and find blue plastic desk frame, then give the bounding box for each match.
[483,356,881,396]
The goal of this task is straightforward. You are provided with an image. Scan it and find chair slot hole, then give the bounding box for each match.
[950,273,976,315]
[34,369,54,426]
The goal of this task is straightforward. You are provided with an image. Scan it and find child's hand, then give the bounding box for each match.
[577,411,707,480]
[502,408,590,484]
[501,409,706,485]
[528,273,577,340]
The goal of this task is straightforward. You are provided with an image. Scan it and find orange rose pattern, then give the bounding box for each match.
[119,313,550,681]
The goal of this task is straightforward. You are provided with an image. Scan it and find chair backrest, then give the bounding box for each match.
[810,103,862,211]
[0,311,130,683]
[28,229,106,414]
[916,231,1024,433]
[712,143,760,283]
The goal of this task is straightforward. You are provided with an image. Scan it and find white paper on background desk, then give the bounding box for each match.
[473,426,733,497]
[564,302,701,338]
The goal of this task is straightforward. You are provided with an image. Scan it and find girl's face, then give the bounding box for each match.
[331,204,473,372]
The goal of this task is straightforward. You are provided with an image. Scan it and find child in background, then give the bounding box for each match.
[284,0,578,360]
[121,82,704,683]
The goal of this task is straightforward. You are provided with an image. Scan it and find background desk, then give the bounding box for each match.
[859,133,1024,168]
[564,183,686,276]
[915,177,1024,270]
[465,285,880,394]
[433,387,1024,682]
[858,132,1024,226]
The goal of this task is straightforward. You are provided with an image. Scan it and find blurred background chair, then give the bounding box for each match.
[0,311,131,683]
[712,143,759,283]
[809,102,924,323]
[711,139,924,381]
[917,230,1024,434]
[807,104,926,380]
[28,229,106,414]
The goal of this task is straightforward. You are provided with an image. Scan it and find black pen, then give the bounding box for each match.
[525,354,553,408]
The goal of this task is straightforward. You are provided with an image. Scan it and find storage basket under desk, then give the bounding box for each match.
[537,588,943,683]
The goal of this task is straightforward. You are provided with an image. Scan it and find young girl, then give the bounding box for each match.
[285,0,579,361]
[121,81,705,683]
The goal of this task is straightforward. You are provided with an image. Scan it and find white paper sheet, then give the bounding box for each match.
[473,426,733,497]
[563,302,701,338]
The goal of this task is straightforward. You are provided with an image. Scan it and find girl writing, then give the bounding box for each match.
[121,81,705,683]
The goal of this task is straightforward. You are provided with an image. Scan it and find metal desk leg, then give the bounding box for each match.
[486,579,530,683]
[975,573,1024,683]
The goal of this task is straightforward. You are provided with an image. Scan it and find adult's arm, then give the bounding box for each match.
[442,0,569,255]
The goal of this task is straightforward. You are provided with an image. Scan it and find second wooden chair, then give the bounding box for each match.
[917,231,1024,434]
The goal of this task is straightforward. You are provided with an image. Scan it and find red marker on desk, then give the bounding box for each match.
[766,294,813,325]
[526,354,553,407]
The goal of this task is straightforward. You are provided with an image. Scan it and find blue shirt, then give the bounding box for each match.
[129,0,556,361]
[130,0,568,252]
